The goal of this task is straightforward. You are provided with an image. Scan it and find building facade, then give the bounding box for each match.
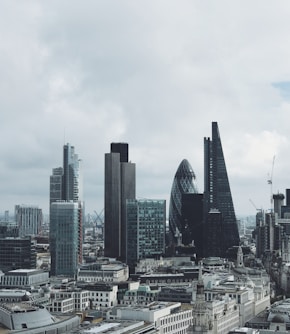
[77,261,129,283]
[49,167,63,205]
[50,201,84,277]
[126,199,166,270]
[204,122,240,257]
[15,205,43,237]
[0,269,49,289]
[49,143,84,277]
[0,237,36,273]
[104,143,136,262]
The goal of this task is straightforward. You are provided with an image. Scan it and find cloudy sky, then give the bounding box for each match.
[1,1,290,218]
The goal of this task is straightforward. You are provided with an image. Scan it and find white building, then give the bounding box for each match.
[106,301,192,333]
[0,302,54,331]
[15,204,43,237]
[0,269,49,289]
[77,260,129,283]
[48,287,90,312]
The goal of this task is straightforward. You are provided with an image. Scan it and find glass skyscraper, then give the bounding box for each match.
[104,143,136,262]
[169,159,198,244]
[50,201,83,277]
[204,122,240,256]
[49,143,84,277]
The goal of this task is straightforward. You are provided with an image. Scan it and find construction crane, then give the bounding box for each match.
[249,199,263,212]
[267,155,275,211]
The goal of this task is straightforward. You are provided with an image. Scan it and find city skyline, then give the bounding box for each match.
[1,2,290,216]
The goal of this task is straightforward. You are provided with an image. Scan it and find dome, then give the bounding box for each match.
[169,159,198,242]
[271,314,286,323]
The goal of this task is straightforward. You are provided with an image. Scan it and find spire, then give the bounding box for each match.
[236,245,244,268]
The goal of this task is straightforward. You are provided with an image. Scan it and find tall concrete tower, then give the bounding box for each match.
[104,143,136,262]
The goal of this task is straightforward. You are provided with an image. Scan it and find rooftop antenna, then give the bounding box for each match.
[267,155,275,212]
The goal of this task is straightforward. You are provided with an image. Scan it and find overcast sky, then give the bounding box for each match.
[1,1,290,218]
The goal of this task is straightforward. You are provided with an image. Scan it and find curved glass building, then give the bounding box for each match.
[169,159,198,244]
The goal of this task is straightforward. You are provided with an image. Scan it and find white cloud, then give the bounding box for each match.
[1,1,290,216]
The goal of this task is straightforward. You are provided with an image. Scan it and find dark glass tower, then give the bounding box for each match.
[104,143,136,262]
[204,122,240,256]
[169,159,198,245]
[181,193,204,256]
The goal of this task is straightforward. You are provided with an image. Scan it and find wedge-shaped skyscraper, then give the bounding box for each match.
[204,122,240,256]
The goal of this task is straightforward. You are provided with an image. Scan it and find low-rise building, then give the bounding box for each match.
[0,302,54,331]
[0,269,49,289]
[106,301,192,333]
[77,282,119,309]
[48,287,90,312]
[121,285,160,305]
[77,259,129,283]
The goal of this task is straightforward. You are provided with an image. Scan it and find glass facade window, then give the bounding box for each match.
[126,199,166,268]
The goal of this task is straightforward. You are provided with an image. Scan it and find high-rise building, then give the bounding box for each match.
[50,201,83,277]
[49,167,63,205]
[15,205,43,237]
[49,143,82,204]
[126,199,166,270]
[49,143,84,276]
[169,159,198,245]
[181,193,203,255]
[104,143,135,262]
[63,143,82,201]
[204,122,240,256]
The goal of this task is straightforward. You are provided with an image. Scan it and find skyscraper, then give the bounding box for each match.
[126,199,166,270]
[104,143,136,262]
[49,167,63,205]
[50,201,83,277]
[169,159,198,245]
[204,122,240,256]
[49,143,84,276]
[49,143,82,204]
[63,143,82,202]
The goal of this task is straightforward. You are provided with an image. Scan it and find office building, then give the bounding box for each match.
[63,143,82,201]
[126,199,166,270]
[0,221,18,238]
[181,193,204,256]
[104,143,136,261]
[0,237,36,273]
[49,143,84,277]
[169,159,198,245]
[50,201,84,277]
[204,122,240,257]
[49,167,63,205]
[49,143,82,203]
[0,269,49,289]
[77,259,129,283]
[15,205,43,237]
